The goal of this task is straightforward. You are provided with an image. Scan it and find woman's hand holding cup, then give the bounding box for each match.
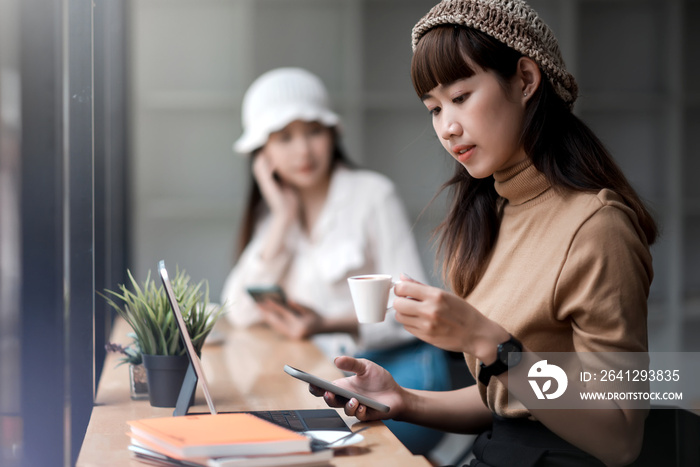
[347,274,399,323]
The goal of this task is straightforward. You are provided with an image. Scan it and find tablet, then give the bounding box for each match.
[158,260,352,433]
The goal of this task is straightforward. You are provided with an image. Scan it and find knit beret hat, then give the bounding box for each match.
[411,0,578,108]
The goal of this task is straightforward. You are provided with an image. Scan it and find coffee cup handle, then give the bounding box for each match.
[386,280,401,311]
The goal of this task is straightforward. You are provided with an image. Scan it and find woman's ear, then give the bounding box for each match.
[516,57,542,103]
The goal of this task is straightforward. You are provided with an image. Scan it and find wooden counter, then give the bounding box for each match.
[77,318,430,466]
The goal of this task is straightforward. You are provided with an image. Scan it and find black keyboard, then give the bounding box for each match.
[248,410,307,432]
[190,409,350,433]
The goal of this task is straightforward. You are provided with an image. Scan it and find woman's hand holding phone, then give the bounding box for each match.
[306,357,406,422]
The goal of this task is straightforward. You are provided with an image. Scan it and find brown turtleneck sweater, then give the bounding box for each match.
[464,159,653,418]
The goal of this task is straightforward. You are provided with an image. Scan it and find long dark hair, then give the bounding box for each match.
[236,127,352,258]
[411,25,658,297]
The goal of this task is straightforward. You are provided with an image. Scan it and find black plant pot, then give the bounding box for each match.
[141,354,190,408]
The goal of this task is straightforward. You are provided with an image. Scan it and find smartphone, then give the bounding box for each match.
[283,364,391,413]
[246,284,287,305]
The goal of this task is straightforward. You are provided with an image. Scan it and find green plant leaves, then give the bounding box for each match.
[98,267,224,357]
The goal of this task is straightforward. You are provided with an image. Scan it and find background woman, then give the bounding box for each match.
[312,1,657,465]
[220,67,450,455]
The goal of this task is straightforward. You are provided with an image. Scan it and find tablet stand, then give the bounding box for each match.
[173,362,197,416]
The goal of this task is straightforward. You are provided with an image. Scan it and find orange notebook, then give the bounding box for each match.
[127,413,310,459]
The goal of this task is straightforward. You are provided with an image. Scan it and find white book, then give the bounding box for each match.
[129,442,333,467]
[206,448,333,467]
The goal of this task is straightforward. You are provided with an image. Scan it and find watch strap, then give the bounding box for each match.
[477,335,523,386]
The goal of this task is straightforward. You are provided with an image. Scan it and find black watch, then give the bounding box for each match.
[478,335,523,386]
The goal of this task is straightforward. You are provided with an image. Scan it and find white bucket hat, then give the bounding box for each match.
[233,67,341,154]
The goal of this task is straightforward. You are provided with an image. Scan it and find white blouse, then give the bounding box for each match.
[220,165,428,358]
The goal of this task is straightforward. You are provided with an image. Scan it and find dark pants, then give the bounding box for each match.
[467,414,606,467]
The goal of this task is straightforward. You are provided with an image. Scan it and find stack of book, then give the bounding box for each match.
[126,413,333,467]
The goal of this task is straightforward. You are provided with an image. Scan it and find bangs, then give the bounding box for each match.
[411,25,522,98]
[411,26,476,98]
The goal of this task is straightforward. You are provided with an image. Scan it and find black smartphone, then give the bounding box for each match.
[246,284,287,305]
[284,364,391,413]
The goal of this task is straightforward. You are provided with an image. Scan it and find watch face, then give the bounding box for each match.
[499,342,522,367]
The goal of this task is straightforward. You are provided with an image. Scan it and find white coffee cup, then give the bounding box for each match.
[347,274,397,324]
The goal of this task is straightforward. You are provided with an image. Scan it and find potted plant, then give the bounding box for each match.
[105,334,148,400]
[101,268,223,407]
